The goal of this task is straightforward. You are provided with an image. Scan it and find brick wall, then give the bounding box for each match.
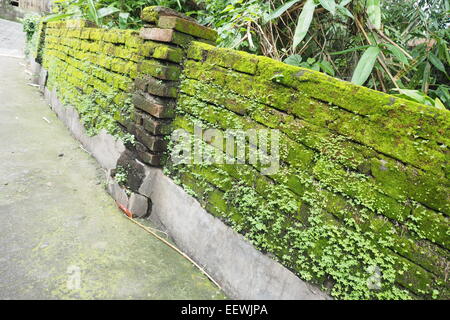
[34,6,449,300]
[169,44,449,299]
[40,9,215,167]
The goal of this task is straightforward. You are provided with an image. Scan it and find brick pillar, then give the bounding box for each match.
[129,6,218,167]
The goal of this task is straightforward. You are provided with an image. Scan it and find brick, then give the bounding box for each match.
[141,6,196,25]
[157,16,217,42]
[132,140,164,166]
[152,45,183,63]
[134,77,149,91]
[89,29,103,41]
[187,42,258,74]
[134,110,173,135]
[139,28,194,46]
[136,150,163,166]
[135,75,178,98]
[132,92,175,118]
[412,205,450,249]
[137,59,181,81]
[135,126,167,152]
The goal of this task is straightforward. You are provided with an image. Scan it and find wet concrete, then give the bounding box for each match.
[0,19,225,300]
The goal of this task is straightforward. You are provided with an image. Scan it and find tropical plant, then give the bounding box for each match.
[47,0,194,28]
[21,14,41,41]
[41,0,450,108]
[193,0,450,108]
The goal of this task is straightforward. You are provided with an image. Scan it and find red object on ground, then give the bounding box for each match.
[116,201,133,218]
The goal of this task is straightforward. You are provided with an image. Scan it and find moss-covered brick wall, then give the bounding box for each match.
[41,20,142,145]
[38,7,215,167]
[165,39,450,299]
[34,6,449,299]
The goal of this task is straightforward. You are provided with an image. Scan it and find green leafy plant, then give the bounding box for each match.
[21,14,41,41]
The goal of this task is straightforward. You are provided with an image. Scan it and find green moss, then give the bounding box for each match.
[157,16,218,42]
[138,59,181,81]
[188,42,258,74]
[141,6,161,24]
[182,59,448,176]
[153,45,183,63]
[312,158,411,222]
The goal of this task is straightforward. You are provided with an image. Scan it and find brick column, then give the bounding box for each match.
[130,6,218,167]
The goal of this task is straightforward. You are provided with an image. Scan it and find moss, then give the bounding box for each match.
[153,45,183,63]
[183,59,448,176]
[138,59,181,81]
[157,16,218,42]
[370,157,450,215]
[88,29,103,41]
[312,158,411,222]
[124,32,143,48]
[176,94,314,169]
[410,206,450,249]
[188,42,258,74]
[141,6,161,24]
[257,56,450,147]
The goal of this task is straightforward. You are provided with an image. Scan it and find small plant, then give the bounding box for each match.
[114,165,128,185]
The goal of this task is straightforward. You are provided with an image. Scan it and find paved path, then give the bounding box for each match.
[0,18,25,58]
[0,19,224,299]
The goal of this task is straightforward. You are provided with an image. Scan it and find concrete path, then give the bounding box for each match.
[0,19,224,300]
[0,18,25,58]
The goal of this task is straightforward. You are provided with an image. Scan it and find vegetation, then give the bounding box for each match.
[20,2,449,300]
[21,13,42,56]
[38,0,449,109]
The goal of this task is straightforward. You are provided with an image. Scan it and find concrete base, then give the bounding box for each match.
[43,87,126,171]
[36,60,329,300]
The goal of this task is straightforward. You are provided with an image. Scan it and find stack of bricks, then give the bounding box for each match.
[130,6,218,166]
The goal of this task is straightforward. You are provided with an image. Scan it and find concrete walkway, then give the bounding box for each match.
[0,19,224,300]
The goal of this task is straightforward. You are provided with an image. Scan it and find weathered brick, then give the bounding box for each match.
[187,41,258,74]
[139,28,194,46]
[157,16,217,42]
[134,110,173,135]
[141,6,196,25]
[146,76,178,98]
[135,75,178,98]
[132,92,175,118]
[133,141,163,166]
[134,126,168,152]
[152,45,183,63]
[137,59,181,81]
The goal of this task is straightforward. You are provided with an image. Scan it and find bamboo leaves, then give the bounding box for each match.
[366,0,381,29]
[351,46,380,85]
[319,0,336,15]
[264,0,301,22]
[293,0,316,48]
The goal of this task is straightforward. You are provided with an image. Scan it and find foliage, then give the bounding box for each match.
[21,14,41,41]
[21,14,43,57]
[48,0,194,28]
[40,1,449,108]
[193,0,450,108]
